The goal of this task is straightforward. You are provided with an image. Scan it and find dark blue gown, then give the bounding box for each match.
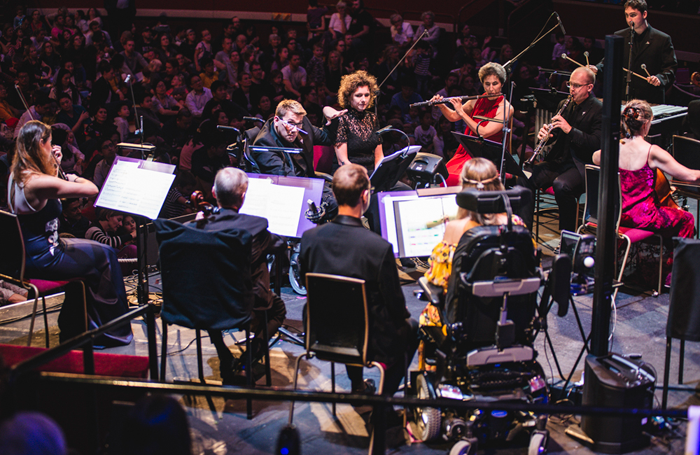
[18,198,133,347]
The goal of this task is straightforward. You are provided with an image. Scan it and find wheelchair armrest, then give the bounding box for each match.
[315,171,333,183]
[417,276,443,306]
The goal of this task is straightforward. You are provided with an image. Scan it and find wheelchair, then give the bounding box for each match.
[410,187,557,455]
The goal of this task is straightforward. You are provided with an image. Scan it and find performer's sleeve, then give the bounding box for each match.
[656,35,677,87]
[379,245,410,320]
[569,106,602,158]
[252,134,292,176]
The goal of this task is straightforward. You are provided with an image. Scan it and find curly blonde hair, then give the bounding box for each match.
[337,70,378,109]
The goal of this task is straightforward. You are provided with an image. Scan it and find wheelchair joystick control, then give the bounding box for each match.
[304,199,326,224]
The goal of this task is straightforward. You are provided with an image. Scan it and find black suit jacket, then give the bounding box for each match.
[300,215,410,363]
[596,25,676,104]
[189,208,284,310]
[545,95,602,177]
[252,117,332,177]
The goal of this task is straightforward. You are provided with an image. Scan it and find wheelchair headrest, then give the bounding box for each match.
[456,186,532,214]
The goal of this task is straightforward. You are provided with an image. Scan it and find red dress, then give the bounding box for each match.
[620,162,695,239]
[445,95,504,187]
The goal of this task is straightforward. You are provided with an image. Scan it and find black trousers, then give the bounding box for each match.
[209,292,286,373]
[347,318,419,397]
[518,161,584,233]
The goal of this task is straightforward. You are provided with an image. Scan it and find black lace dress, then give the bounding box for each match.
[335,108,382,172]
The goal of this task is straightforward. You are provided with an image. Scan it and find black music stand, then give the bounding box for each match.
[452,132,527,181]
[532,88,570,113]
[370,145,421,192]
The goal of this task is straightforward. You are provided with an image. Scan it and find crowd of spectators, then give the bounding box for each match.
[0,2,638,239]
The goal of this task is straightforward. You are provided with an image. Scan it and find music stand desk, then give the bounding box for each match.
[451,132,526,180]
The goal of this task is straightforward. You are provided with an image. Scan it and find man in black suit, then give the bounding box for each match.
[300,164,418,396]
[520,66,602,232]
[253,99,339,220]
[192,167,286,384]
[593,0,676,104]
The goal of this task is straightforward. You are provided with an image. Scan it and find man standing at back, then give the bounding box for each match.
[300,164,417,397]
[592,0,676,104]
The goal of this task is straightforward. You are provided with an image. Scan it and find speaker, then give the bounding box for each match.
[581,353,655,454]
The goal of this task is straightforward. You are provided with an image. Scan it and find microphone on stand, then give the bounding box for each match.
[124,74,132,84]
[555,12,566,35]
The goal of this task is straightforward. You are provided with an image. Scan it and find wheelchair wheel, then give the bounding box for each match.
[413,374,441,442]
[449,439,476,455]
[289,250,307,296]
[528,431,548,455]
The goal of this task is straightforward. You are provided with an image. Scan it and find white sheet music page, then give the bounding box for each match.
[396,195,460,257]
[96,159,175,219]
[240,178,305,237]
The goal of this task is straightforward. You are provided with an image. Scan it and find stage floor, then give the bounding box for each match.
[1,269,697,454]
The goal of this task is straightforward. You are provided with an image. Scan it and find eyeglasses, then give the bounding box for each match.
[276,117,308,134]
[566,81,591,89]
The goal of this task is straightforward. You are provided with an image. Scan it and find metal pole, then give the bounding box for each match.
[590,35,623,356]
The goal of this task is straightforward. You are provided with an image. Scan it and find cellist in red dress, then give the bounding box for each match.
[430,62,514,187]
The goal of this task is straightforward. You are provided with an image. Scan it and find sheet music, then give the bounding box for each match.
[394,195,460,257]
[240,177,305,237]
[381,193,418,254]
[96,159,175,219]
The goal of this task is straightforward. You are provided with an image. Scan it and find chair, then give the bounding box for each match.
[662,237,700,409]
[577,165,664,297]
[288,273,385,426]
[0,210,87,348]
[671,134,700,237]
[154,219,271,420]
[533,186,581,248]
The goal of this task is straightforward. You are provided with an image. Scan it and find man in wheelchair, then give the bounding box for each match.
[412,179,556,455]
[252,99,339,222]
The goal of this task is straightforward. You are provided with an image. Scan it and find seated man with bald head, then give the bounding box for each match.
[519,66,602,232]
[191,167,287,384]
[300,164,418,397]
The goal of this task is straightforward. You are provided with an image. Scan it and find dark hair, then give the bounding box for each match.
[98,60,112,75]
[624,0,647,13]
[57,92,72,103]
[12,121,55,185]
[210,80,227,93]
[332,164,370,207]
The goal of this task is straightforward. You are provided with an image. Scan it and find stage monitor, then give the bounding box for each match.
[378,187,461,258]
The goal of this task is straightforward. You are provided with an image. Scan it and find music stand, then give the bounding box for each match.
[370,145,421,192]
[95,156,177,305]
[452,132,527,181]
[532,88,570,113]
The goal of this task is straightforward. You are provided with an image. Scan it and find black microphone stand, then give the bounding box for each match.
[374,29,430,118]
[502,13,560,74]
[499,81,515,184]
[626,24,634,103]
